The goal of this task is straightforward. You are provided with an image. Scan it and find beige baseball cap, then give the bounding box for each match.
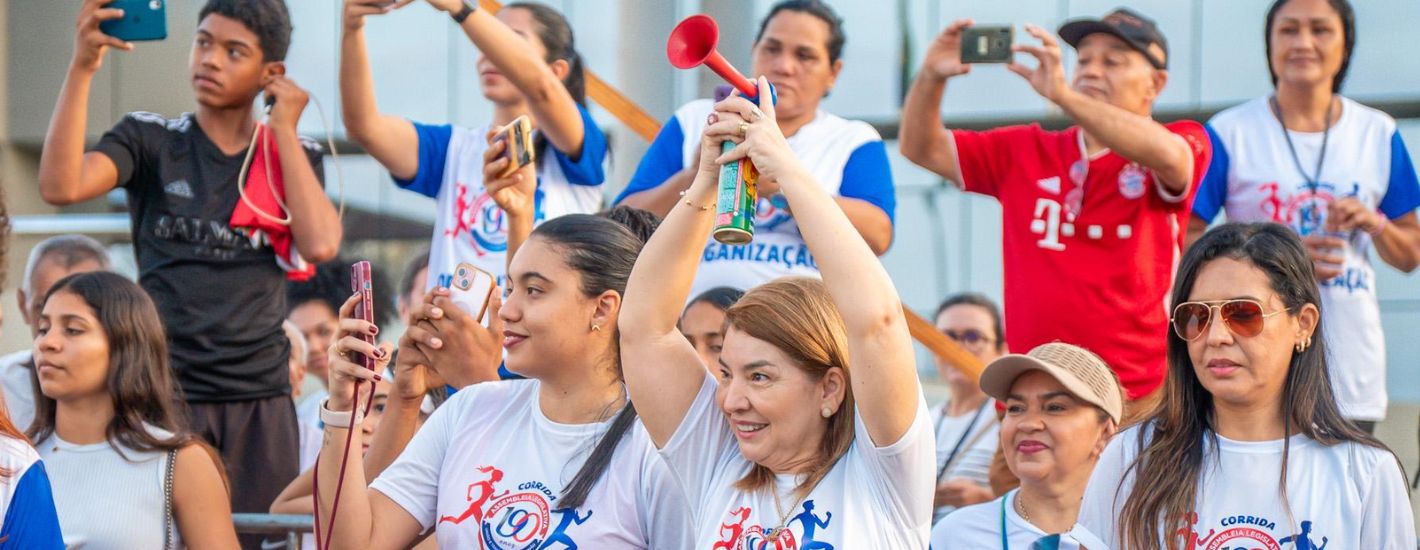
[978,342,1125,423]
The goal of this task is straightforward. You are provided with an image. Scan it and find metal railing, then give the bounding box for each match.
[233,513,312,550]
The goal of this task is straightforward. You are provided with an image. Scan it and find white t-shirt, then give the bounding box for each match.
[0,350,34,433]
[1194,96,1420,421]
[370,379,689,549]
[1077,423,1416,549]
[927,399,999,524]
[660,373,935,549]
[395,107,607,289]
[618,99,897,299]
[930,489,1097,550]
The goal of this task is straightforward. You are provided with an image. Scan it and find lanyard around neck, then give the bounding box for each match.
[1270,94,1334,193]
[935,399,991,481]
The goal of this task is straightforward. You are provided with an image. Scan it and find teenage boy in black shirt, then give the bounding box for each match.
[38,0,341,538]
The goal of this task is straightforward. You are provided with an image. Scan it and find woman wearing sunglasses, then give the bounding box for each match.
[1076,222,1414,549]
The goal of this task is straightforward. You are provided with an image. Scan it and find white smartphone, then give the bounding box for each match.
[448,262,496,323]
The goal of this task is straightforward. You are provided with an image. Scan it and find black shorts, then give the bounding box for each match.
[188,395,300,549]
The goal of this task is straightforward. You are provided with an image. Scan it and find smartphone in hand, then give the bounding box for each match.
[448,263,496,323]
[100,0,168,42]
[491,115,535,178]
[350,261,377,372]
[961,26,1013,64]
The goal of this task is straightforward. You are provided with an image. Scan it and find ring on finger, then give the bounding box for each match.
[737,122,750,136]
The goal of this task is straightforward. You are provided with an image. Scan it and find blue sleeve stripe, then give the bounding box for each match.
[614,117,686,205]
[837,140,897,223]
[1380,131,1420,220]
[1191,123,1230,221]
[552,105,608,186]
[391,121,454,199]
[0,461,65,549]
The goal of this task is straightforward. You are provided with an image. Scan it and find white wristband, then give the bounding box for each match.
[320,399,354,428]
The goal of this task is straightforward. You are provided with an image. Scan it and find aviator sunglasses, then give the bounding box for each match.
[1170,299,1290,341]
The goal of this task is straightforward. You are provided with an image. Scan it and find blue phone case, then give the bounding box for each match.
[99,0,167,42]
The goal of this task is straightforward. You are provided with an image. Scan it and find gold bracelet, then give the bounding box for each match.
[679,190,711,211]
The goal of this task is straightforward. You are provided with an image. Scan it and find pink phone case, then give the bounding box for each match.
[350,261,376,371]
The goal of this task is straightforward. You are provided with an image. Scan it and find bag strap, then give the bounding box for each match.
[164,448,177,550]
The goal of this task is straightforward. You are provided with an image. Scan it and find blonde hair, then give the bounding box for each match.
[724,277,855,498]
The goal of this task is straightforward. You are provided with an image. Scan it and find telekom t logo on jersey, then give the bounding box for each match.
[1030,175,1136,251]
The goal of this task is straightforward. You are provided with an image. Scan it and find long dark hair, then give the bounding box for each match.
[29,272,193,458]
[531,214,647,510]
[1265,0,1356,93]
[1116,223,1395,549]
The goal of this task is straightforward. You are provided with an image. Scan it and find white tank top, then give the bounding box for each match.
[38,425,183,549]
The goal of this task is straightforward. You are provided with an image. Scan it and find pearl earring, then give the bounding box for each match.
[821,407,832,418]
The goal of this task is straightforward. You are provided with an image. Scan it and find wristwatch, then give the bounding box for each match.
[320,399,355,428]
[451,0,477,24]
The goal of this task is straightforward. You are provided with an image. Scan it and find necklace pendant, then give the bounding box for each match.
[767,527,781,538]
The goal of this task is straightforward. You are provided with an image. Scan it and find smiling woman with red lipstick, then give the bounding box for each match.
[312,214,690,549]
[930,342,1122,549]
[1077,223,1415,549]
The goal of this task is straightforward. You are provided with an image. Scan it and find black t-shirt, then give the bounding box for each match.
[93,112,325,402]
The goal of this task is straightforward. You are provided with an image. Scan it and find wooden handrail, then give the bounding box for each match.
[479,0,983,380]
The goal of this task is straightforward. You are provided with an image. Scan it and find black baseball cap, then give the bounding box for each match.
[1058,8,1168,70]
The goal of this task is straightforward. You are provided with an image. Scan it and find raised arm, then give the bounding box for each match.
[314,294,426,550]
[340,1,420,180]
[429,0,587,156]
[721,78,921,446]
[619,116,730,447]
[899,20,975,184]
[1010,24,1194,193]
[38,0,131,205]
[266,76,342,263]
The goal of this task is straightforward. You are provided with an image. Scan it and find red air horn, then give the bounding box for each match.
[667,14,759,99]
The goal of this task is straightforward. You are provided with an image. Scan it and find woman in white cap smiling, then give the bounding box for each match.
[930,342,1122,549]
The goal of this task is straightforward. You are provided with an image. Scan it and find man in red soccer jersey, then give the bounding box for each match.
[901,10,1209,420]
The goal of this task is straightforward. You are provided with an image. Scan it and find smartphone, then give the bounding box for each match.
[491,115,535,178]
[448,263,496,323]
[99,0,168,42]
[350,261,377,372]
[960,26,1013,64]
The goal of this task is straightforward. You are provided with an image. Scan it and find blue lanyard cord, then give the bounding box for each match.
[1000,490,1063,550]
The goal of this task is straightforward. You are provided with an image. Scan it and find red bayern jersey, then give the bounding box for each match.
[952,122,1211,399]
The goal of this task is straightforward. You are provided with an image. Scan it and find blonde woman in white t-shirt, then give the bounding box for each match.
[621,77,935,548]
[314,214,689,549]
[1077,223,1415,549]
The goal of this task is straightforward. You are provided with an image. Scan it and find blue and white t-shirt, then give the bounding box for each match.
[617,99,896,298]
[1193,96,1420,421]
[397,105,607,289]
[0,436,63,548]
